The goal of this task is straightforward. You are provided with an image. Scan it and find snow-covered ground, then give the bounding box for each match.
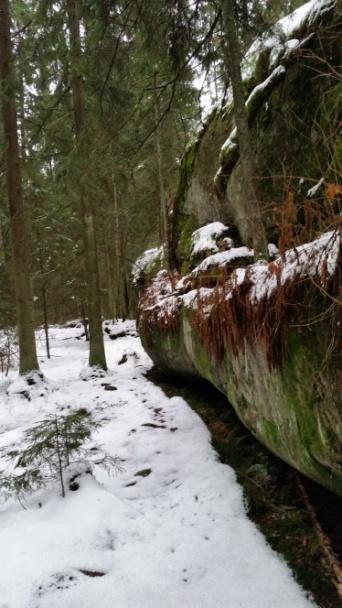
[0,322,316,608]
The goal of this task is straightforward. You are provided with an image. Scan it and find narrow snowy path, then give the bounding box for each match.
[0,322,316,608]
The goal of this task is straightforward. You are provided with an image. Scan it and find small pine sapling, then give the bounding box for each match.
[0,409,122,503]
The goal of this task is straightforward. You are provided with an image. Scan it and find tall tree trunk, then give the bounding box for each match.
[0,212,5,266]
[0,0,39,374]
[111,174,128,319]
[104,175,119,320]
[106,248,117,320]
[67,0,107,370]
[38,240,50,360]
[112,174,121,317]
[42,284,50,359]
[122,271,130,321]
[153,71,172,270]
[222,0,268,259]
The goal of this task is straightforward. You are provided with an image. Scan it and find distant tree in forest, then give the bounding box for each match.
[66,0,107,370]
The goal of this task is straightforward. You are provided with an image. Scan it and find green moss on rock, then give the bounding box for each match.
[139,288,342,496]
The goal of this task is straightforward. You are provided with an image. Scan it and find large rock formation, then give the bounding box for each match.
[137,231,341,495]
[135,0,342,495]
[172,0,341,267]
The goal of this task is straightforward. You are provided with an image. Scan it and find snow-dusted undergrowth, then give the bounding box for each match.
[140,231,340,326]
[0,323,315,608]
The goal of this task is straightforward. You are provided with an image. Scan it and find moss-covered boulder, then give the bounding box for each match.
[134,1,342,496]
[172,0,341,265]
[137,232,342,496]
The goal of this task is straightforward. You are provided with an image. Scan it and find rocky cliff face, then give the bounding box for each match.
[135,0,342,495]
[172,0,341,268]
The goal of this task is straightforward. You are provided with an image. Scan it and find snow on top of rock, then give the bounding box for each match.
[191,222,232,256]
[237,230,340,303]
[138,270,180,325]
[249,65,286,102]
[142,231,340,318]
[269,38,300,69]
[221,65,286,158]
[278,0,335,36]
[193,247,254,274]
[242,0,335,80]
[199,0,335,172]
[175,276,189,291]
[131,246,164,285]
[220,128,238,158]
[181,287,213,309]
[268,243,280,258]
[277,230,338,281]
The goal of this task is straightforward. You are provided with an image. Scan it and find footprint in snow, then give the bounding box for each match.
[33,570,79,604]
[33,568,107,606]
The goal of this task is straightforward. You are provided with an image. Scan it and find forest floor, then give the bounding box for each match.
[0,321,319,608]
